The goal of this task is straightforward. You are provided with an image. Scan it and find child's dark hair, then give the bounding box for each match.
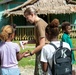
[45,18,60,37]
[11,24,16,29]
[61,22,70,31]
[11,24,16,34]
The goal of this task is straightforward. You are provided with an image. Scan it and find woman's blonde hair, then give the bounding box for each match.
[24,6,38,15]
[0,25,14,41]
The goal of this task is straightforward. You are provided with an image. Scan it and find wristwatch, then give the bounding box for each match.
[30,52,33,56]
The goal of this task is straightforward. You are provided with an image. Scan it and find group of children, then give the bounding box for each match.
[0,19,75,75]
[40,19,72,75]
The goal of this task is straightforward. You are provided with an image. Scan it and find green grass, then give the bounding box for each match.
[72,39,76,64]
[18,48,35,67]
[13,41,35,67]
[18,56,35,67]
[0,0,3,1]
[72,38,76,47]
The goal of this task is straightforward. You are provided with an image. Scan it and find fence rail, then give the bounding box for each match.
[14,25,76,41]
[15,26,34,40]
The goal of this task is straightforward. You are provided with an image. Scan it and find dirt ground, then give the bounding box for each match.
[73,65,76,73]
[19,66,34,75]
[19,65,76,75]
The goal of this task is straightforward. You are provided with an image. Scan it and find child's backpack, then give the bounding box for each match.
[49,41,72,75]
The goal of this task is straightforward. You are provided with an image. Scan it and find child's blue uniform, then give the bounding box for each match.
[62,32,75,64]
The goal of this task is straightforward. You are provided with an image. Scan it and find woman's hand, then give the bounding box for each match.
[24,50,30,57]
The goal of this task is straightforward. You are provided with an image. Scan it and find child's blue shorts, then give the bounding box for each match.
[0,68,20,75]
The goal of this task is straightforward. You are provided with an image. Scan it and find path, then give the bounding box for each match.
[19,66,34,75]
[19,65,76,75]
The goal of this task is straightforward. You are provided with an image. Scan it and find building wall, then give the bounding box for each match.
[50,14,70,24]
[0,0,27,31]
[0,0,76,30]
[13,16,26,26]
[0,4,8,30]
[71,13,76,24]
[13,14,76,26]
[50,14,76,25]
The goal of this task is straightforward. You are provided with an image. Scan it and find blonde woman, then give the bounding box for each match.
[24,7,49,75]
[0,25,28,75]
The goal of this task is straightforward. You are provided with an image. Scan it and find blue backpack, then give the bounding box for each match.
[49,41,72,75]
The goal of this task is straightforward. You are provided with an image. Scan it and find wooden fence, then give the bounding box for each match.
[14,25,76,41]
[15,26,34,40]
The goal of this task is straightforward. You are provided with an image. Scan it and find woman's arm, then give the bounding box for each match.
[30,37,45,55]
[19,40,36,50]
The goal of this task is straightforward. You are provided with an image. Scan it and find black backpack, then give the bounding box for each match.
[49,41,72,75]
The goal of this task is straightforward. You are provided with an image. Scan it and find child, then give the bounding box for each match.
[40,19,71,75]
[0,25,28,75]
[61,21,75,64]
